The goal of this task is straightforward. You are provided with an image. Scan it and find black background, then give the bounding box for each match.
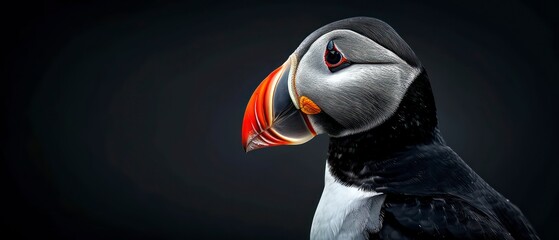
[2,0,558,239]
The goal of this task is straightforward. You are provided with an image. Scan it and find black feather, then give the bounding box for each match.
[327,71,539,239]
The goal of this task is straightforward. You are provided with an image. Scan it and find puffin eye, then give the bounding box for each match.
[324,40,349,72]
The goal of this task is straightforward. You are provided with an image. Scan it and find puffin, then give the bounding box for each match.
[241,17,540,240]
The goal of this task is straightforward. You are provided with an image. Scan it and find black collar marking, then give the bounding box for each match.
[327,70,443,187]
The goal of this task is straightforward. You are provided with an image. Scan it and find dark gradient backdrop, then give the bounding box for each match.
[2,1,558,239]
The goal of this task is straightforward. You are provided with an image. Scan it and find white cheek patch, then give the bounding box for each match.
[334,33,403,65]
[295,29,420,136]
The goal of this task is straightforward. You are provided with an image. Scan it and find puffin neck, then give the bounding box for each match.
[327,70,443,181]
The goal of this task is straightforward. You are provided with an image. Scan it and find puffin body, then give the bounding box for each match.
[241,17,539,239]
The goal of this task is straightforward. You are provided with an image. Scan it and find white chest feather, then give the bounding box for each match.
[310,163,386,240]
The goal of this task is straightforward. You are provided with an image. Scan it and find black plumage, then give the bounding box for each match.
[327,70,539,239]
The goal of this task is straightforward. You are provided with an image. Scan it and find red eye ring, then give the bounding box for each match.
[324,41,349,72]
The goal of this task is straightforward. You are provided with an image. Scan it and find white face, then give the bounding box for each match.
[293,29,421,137]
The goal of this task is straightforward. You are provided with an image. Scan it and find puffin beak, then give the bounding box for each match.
[242,55,317,152]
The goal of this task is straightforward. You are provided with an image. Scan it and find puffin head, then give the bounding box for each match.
[242,17,425,152]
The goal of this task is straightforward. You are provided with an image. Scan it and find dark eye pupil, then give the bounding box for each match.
[326,50,341,64]
[325,40,349,72]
